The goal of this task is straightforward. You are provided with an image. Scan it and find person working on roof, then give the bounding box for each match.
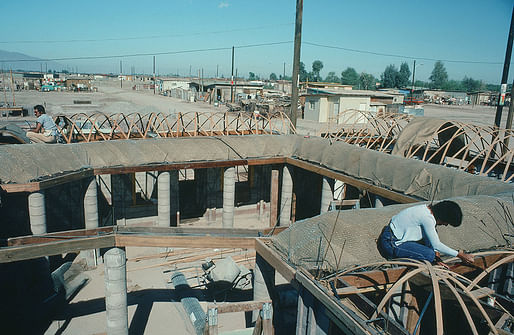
[377,200,474,264]
[26,105,58,143]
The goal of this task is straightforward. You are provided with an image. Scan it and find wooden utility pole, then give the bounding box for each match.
[120,60,123,89]
[10,69,15,106]
[231,46,235,103]
[494,6,514,129]
[153,56,156,95]
[290,0,303,128]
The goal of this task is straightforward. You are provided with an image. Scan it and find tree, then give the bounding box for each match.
[299,62,308,82]
[429,61,448,89]
[248,72,257,80]
[341,67,359,86]
[397,62,411,88]
[359,72,376,90]
[461,76,483,92]
[381,64,398,88]
[325,71,339,83]
[269,73,278,81]
[311,60,323,82]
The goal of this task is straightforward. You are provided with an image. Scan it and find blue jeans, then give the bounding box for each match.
[378,225,435,262]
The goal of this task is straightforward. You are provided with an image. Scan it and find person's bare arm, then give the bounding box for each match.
[457,250,474,263]
[33,122,42,133]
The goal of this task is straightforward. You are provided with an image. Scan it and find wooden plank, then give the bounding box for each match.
[0,235,115,263]
[208,300,271,314]
[7,226,114,246]
[269,170,279,227]
[94,157,285,175]
[255,238,296,283]
[1,169,94,193]
[115,234,256,249]
[286,157,419,204]
[338,267,411,289]
[117,226,275,237]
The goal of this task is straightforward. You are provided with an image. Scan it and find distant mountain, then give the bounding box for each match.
[0,49,62,72]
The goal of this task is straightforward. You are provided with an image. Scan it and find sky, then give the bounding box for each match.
[1,0,513,84]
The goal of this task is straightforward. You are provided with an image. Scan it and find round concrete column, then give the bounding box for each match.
[280,166,292,225]
[84,178,99,230]
[252,254,275,323]
[158,171,171,227]
[222,167,235,228]
[320,177,333,214]
[104,248,128,335]
[28,191,46,235]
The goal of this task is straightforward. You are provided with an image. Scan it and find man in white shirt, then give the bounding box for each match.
[26,105,58,143]
[378,201,474,264]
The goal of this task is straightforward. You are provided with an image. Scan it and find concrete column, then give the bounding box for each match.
[84,177,100,267]
[158,171,171,227]
[374,194,385,208]
[334,180,345,201]
[104,248,128,335]
[320,177,333,214]
[84,178,99,230]
[222,167,235,228]
[29,191,46,235]
[280,166,292,225]
[253,254,275,324]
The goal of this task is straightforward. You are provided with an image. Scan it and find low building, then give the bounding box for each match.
[303,88,396,123]
[65,77,92,91]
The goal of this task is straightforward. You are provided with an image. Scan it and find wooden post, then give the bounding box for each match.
[207,307,218,335]
[269,170,279,227]
[261,302,273,335]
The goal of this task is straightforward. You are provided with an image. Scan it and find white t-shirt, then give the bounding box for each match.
[390,204,458,257]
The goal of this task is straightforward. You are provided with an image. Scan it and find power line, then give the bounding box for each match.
[304,41,508,65]
[3,41,293,63]
[0,23,294,44]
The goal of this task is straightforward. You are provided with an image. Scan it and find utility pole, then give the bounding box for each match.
[231,46,235,103]
[216,64,219,79]
[283,62,286,93]
[120,60,123,89]
[153,56,156,94]
[290,0,303,128]
[189,65,192,79]
[411,60,416,101]
[503,79,514,155]
[494,6,514,129]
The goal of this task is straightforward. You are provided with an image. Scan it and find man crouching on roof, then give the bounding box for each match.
[377,200,474,265]
[26,105,58,143]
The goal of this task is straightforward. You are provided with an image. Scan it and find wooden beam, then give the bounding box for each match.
[117,226,287,237]
[286,157,419,203]
[7,227,114,246]
[269,169,279,227]
[1,169,94,193]
[254,238,296,283]
[0,235,115,263]
[208,300,271,314]
[94,157,285,175]
[115,234,256,249]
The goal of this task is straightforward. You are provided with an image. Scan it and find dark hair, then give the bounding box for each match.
[431,200,462,227]
[34,105,45,114]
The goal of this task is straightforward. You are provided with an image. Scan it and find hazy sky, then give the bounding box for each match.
[1,0,513,83]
